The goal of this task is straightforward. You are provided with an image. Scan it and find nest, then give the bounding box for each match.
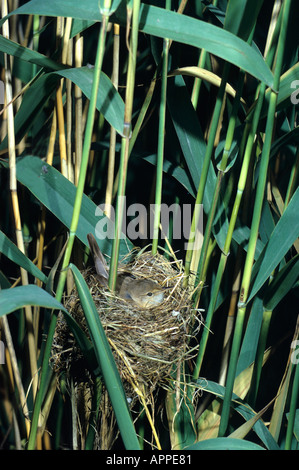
[52,249,200,400]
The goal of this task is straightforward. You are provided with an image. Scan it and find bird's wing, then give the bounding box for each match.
[87,233,109,285]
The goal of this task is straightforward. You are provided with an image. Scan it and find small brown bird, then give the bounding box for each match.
[87,233,166,309]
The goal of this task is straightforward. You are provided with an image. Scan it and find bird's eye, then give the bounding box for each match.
[146,292,153,296]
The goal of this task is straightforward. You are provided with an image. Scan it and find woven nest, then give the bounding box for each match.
[51,249,201,399]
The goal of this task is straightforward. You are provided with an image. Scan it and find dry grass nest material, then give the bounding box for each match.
[52,249,201,396]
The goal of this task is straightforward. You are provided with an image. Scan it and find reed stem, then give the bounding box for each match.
[184,63,230,285]
[2,0,38,401]
[218,0,292,437]
[109,0,141,291]
[152,2,170,255]
[27,14,109,449]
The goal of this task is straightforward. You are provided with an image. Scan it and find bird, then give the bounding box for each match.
[87,233,167,309]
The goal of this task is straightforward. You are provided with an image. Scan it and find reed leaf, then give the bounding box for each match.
[0,0,297,451]
[0,230,47,284]
[0,285,67,315]
[69,263,140,450]
[3,1,274,87]
[15,156,132,257]
[249,187,299,302]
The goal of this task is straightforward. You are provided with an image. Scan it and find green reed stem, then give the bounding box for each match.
[32,15,40,77]
[152,2,170,255]
[218,0,292,437]
[191,0,218,109]
[192,73,247,379]
[228,8,284,402]
[105,24,120,214]
[192,27,265,380]
[184,62,230,283]
[241,8,286,408]
[191,49,208,110]
[27,14,109,449]
[197,72,244,289]
[109,0,141,291]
